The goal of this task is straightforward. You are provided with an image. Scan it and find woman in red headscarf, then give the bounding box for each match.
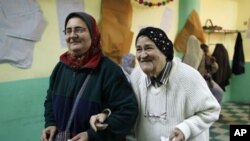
[41,12,138,141]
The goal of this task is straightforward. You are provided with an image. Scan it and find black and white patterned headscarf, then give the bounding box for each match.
[135,26,174,61]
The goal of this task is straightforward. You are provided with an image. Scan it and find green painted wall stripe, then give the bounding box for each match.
[230,63,250,103]
[178,0,200,32]
[0,77,49,141]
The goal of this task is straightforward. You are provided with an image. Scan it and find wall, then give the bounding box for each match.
[237,0,250,61]
[130,0,178,54]
[200,0,239,58]
[230,64,250,103]
[230,0,250,103]
[200,0,249,61]
[0,78,48,141]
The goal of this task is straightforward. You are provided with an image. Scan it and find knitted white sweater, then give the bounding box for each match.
[130,57,221,141]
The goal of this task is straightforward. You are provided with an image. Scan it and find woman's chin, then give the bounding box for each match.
[69,50,83,58]
[140,66,152,74]
[70,46,82,53]
[70,45,81,51]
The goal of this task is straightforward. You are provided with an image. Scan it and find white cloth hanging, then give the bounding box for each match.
[0,0,46,68]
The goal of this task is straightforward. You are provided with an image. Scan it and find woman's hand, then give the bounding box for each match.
[169,128,185,141]
[89,113,109,132]
[70,131,88,141]
[41,126,57,141]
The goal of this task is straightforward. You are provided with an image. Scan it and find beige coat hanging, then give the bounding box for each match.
[99,0,133,63]
[174,10,206,53]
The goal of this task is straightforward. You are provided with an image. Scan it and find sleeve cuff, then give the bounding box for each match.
[102,108,111,118]
[45,122,56,128]
[87,128,96,141]
[176,123,190,141]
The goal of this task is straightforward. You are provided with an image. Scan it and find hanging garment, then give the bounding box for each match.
[99,0,133,64]
[174,10,206,53]
[182,35,204,69]
[232,32,245,75]
[182,36,224,105]
[212,44,232,91]
[0,0,46,68]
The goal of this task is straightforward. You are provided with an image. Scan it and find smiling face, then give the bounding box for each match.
[136,36,167,77]
[65,17,92,58]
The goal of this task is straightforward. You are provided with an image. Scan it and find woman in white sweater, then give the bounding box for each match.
[90,27,220,141]
[130,27,220,141]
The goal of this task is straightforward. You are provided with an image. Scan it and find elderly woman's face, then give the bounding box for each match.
[136,36,166,76]
[65,17,92,57]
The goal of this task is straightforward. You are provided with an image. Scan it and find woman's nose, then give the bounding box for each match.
[140,50,148,58]
[69,31,79,38]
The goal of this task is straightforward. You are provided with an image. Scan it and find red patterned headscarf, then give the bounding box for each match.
[60,12,102,70]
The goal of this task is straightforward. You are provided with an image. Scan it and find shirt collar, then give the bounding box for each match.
[146,61,172,88]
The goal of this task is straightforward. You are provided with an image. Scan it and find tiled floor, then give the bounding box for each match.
[210,102,250,141]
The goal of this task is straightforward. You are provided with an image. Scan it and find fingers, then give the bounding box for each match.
[169,128,185,141]
[90,113,109,132]
[169,129,177,140]
[171,136,182,141]
[70,132,88,141]
[41,126,56,141]
[173,136,183,141]
[95,123,108,130]
[169,132,175,141]
[41,132,48,141]
[70,134,80,141]
[41,129,49,141]
[96,113,107,123]
[90,115,98,132]
[48,131,55,141]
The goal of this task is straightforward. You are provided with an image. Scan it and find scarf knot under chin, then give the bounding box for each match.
[60,51,101,70]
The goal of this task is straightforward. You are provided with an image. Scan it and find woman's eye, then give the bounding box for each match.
[136,48,142,52]
[75,27,84,33]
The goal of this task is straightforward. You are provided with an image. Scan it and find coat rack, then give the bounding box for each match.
[204,29,246,46]
[204,29,246,34]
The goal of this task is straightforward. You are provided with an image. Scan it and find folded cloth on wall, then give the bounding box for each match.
[0,33,35,68]
[0,0,46,41]
[0,0,46,68]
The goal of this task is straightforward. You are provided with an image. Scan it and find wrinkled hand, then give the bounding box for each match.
[70,131,88,141]
[169,128,185,141]
[89,113,108,132]
[41,126,57,141]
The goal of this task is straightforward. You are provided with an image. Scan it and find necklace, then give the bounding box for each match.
[144,85,167,120]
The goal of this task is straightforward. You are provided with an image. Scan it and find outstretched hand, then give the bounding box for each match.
[169,128,185,141]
